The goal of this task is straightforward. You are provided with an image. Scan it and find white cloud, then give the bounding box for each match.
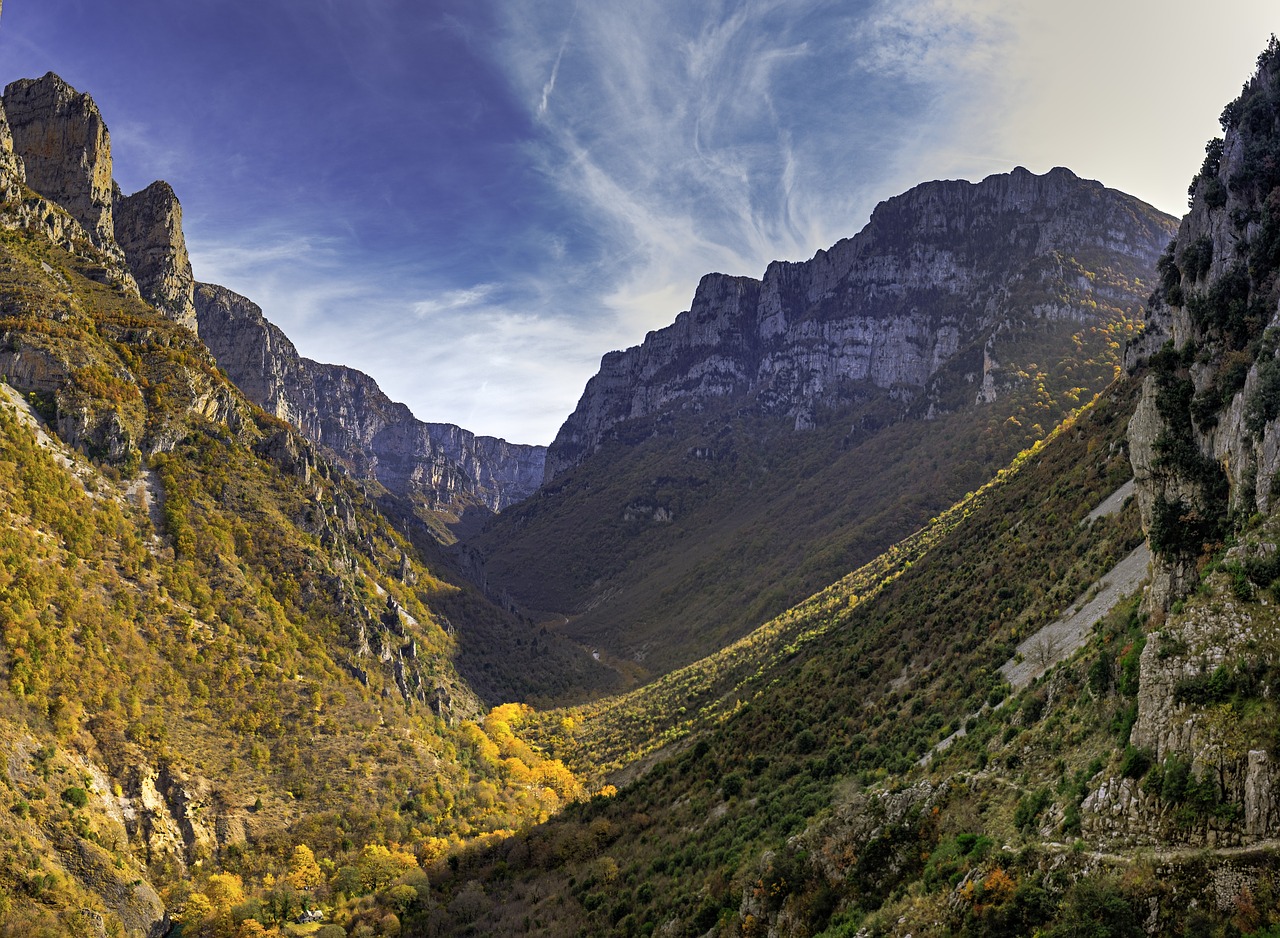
[412,284,497,318]
[159,1,1280,445]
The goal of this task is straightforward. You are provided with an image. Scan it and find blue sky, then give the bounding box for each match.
[0,1,1274,444]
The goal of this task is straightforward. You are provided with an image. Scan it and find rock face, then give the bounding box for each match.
[547,166,1175,480]
[3,73,117,250]
[194,283,545,514]
[1125,42,1280,610]
[0,96,25,204]
[1084,40,1280,852]
[114,180,198,333]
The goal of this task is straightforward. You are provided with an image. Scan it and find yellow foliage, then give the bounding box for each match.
[183,891,214,922]
[286,843,324,890]
[983,867,1016,903]
[204,872,244,909]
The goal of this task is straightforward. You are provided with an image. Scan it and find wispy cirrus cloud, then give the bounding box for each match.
[8,0,1275,445]
[413,284,497,318]
[486,0,1020,342]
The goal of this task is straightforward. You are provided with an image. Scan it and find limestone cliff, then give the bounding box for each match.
[3,73,117,250]
[114,180,198,333]
[1082,38,1280,852]
[194,283,545,515]
[0,96,23,205]
[1126,39,1280,609]
[0,74,136,285]
[547,166,1175,481]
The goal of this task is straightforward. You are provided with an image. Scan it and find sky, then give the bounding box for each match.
[0,2,1275,444]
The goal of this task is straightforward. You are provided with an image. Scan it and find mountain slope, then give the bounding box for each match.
[0,74,600,935]
[474,168,1175,688]
[194,282,545,525]
[397,36,1280,938]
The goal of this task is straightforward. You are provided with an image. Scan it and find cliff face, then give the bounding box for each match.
[1078,39,1280,853]
[1126,41,1280,610]
[479,169,1176,686]
[0,72,203,334]
[113,181,198,333]
[3,73,117,251]
[547,166,1175,480]
[194,283,545,515]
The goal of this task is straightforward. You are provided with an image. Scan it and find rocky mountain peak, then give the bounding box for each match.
[546,166,1175,481]
[114,180,198,334]
[194,283,545,518]
[3,72,116,250]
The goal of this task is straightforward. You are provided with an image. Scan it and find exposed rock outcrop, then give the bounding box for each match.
[114,180,198,333]
[1125,41,1280,609]
[1086,39,1280,852]
[547,166,1175,480]
[3,73,117,251]
[194,282,545,514]
[0,96,24,204]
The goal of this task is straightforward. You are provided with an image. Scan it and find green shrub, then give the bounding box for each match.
[1013,787,1052,831]
[1180,235,1214,282]
[1246,357,1280,434]
[1119,746,1152,779]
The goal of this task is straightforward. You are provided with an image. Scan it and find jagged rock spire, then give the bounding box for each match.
[114,180,199,334]
[3,72,117,249]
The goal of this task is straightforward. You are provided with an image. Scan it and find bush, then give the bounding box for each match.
[721,773,744,799]
[1045,875,1142,937]
[60,787,88,810]
[1180,235,1214,282]
[1013,787,1052,831]
[1246,357,1280,434]
[1119,746,1152,779]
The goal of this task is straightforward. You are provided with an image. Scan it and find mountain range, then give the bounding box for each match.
[2,34,1280,938]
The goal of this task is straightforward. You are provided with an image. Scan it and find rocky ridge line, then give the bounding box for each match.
[546,166,1175,481]
[0,71,541,517]
[194,283,545,515]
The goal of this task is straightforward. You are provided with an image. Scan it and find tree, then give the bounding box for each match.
[286,844,324,890]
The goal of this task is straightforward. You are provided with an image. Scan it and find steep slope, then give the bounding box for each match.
[475,168,1175,687]
[398,37,1280,938]
[1080,34,1280,850]
[1,70,590,704]
[194,282,546,525]
[412,337,1157,938]
[0,77,601,934]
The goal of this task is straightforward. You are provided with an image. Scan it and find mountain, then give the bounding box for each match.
[10,73,545,528]
[0,72,608,935]
[474,166,1175,688]
[404,36,1280,937]
[545,166,1171,480]
[193,282,545,526]
[8,34,1280,938]
[1,72,545,532]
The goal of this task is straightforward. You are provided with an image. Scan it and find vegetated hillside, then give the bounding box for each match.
[0,69,609,710]
[0,222,607,937]
[390,36,1280,938]
[474,169,1175,691]
[413,352,1151,937]
[0,77,618,933]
